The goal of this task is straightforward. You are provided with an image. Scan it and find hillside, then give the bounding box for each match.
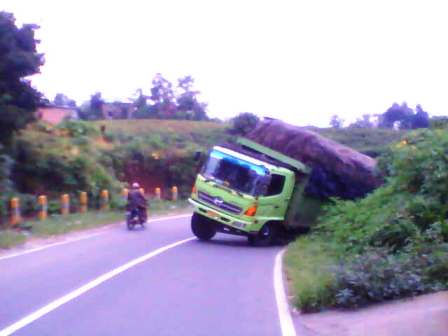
[308,127,407,157]
[15,119,228,195]
[1,119,407,222]
[97,119,226,136]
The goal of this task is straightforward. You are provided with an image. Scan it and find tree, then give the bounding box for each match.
[78,92,104,120]
[53,93,76,107]
[0,11,43,144]
[379,102,416,129]
[132,89,157,119]
[329,115,344,129]
[149,73,176,118]
[349,114,374,129]
[230,113,260,135]
[176,76,208,120]
[0,145,14,193]
[379,103,430,129]
[411,104,429,129]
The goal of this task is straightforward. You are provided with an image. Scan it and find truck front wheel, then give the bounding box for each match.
[191,213,217,241]
[248,222,278,246]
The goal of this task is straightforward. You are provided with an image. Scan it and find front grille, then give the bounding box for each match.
[198,191,242,215]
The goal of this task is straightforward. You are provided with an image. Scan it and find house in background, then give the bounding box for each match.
[101,102,136,119]
[36,105,79,124]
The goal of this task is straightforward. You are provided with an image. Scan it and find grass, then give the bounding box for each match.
[148,199,192,216]
[308,127,408,157]
[0,230,27,249]
[28,211,123,236]
[0,200,192,250]
[96,119,227,135]
[284,236,339,312]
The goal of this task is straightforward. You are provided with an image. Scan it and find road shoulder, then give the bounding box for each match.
[0,212,191,260]
[293,291,448,336]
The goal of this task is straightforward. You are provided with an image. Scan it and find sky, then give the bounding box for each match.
[3,0,448,126]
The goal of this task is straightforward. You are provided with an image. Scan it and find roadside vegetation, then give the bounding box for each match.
[0,119,227,224]
[286,129,448,311]
[0,230,27,249]
[310,127,408,157]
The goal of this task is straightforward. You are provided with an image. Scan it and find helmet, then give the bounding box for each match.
[132,182,140,189]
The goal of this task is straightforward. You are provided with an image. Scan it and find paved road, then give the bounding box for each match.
[0,215,289,335]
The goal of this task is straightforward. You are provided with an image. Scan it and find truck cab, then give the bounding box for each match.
[189,138,310,245]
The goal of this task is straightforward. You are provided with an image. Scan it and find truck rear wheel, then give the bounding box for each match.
[191,213,217,241]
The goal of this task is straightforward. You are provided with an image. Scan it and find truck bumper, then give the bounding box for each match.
[188,198,257,235]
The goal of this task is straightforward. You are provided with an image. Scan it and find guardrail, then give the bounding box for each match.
[4,186,181,227]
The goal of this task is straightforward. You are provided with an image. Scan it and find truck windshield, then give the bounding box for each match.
[201,150,269,196]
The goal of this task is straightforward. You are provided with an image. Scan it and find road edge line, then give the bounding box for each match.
[274,249,297,336]
[0,214,192,261]
[0,237,195,336]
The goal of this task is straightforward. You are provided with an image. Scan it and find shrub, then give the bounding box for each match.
[317,130,448,253]
[335,248,427,308]
[229,113,260,135]
[0,230,26,249]
[57,120,100,137]
[288,129,448,311]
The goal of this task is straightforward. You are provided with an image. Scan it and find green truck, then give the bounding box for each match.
[188,137,323,245]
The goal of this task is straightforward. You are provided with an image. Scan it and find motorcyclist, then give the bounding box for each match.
[127,182,148,223]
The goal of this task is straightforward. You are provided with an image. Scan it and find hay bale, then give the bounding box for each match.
[245,119,382,199]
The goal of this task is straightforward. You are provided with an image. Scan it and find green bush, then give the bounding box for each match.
[0,230,26,249]
[57,120,100,137]
[12,128,120,197]
[335,248,427,308]
[317,130,448,253]
[0,152,15,221]
[288,129,448,311]
[229,113,260,135]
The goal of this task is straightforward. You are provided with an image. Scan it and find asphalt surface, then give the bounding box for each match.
[0,215,285,335]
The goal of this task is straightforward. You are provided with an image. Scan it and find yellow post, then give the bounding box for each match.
[100,189,109,211]
[79,192,88,213]
[38,195,48,220]
[61,194,70,216]
[9,197,21,226]
[122,188,129,199]
[155,187,161,200]
[171,186,178,201]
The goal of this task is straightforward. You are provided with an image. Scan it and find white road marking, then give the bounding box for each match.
[274,249,297,336]
[0,214,191,261]
[0,237,195,336]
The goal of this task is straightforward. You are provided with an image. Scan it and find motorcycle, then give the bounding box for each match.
[126,207,146,230]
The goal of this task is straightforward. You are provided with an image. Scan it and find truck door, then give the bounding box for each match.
[257,173,294,219]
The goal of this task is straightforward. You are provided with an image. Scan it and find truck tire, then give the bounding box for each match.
[191,213,217,241]
[247,222,278,246]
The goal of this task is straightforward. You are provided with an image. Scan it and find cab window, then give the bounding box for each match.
[266,174,285,196]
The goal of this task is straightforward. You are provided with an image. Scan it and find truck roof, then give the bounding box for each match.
[213,146,280,172]
[215,140,309,175]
